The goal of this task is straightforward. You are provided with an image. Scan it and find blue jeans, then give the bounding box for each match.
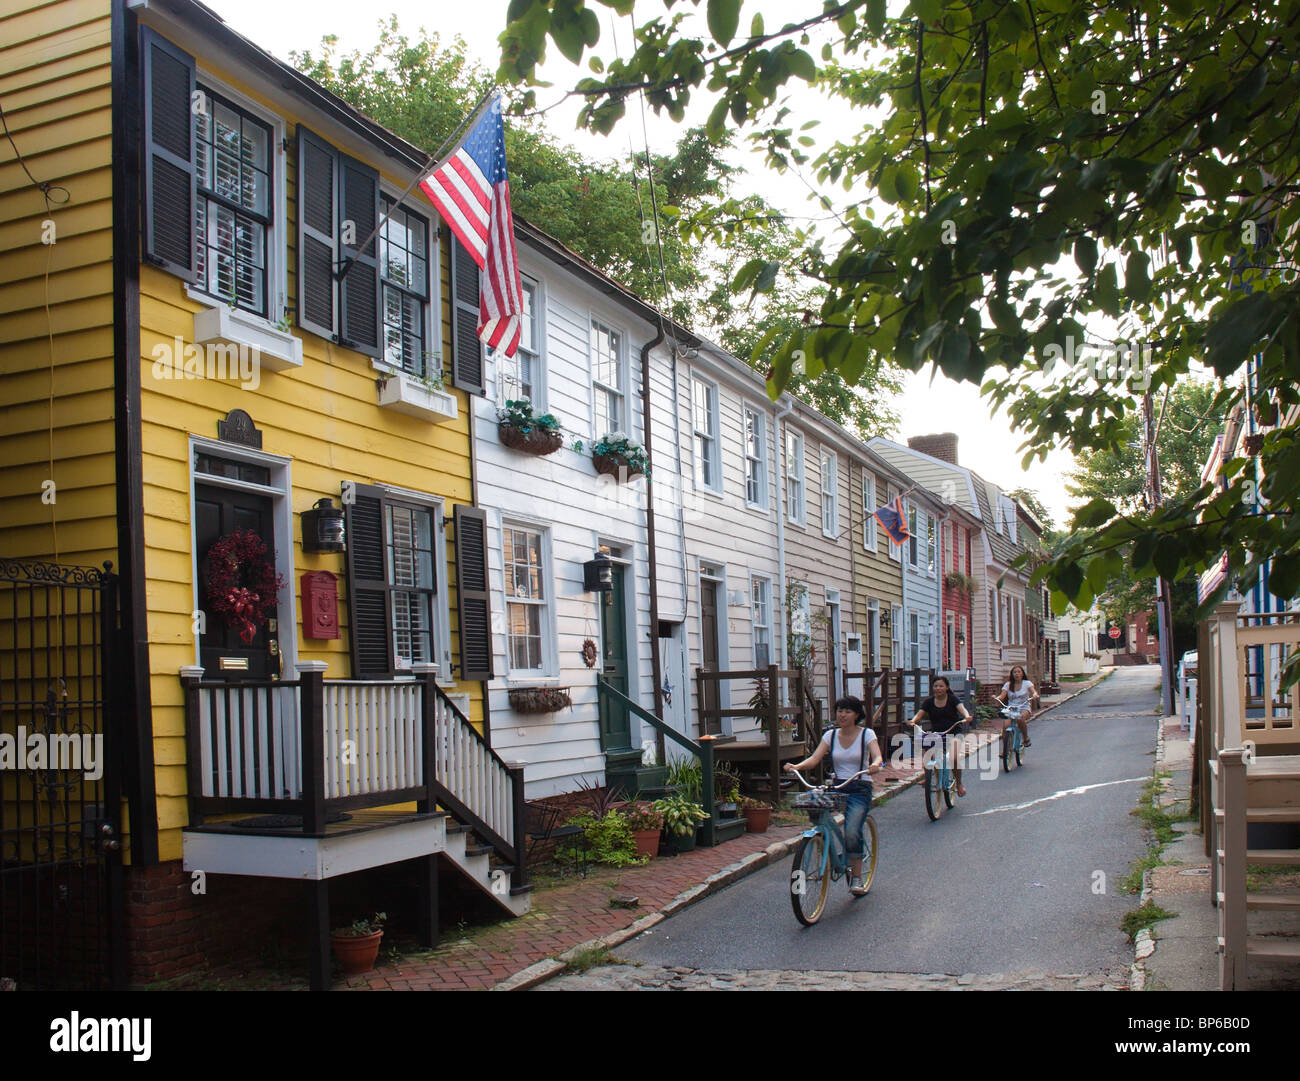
[842,786,873,860]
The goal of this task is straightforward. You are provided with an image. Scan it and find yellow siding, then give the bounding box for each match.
[0,0,115,572]
[137,57,479,861]
[848,461,903,667]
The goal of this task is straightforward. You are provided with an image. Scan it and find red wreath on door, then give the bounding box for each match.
[203,530,284,644]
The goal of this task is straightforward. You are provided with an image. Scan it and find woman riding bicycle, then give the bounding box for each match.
[784,696,882,896]
[994,664,1038,748]
[908,675,974,797]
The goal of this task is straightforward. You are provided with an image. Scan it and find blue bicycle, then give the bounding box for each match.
[1000,706,1027,772]
[912,721,962,821]
[787,768,878,926]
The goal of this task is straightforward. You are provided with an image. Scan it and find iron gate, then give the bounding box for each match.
[0,559,125,990]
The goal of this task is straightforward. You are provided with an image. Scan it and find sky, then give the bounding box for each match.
[204,0,1082,527]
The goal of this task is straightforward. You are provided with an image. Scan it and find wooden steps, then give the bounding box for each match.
[1247,937,1300,962]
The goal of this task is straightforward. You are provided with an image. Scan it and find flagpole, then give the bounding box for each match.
[336,88,500,284]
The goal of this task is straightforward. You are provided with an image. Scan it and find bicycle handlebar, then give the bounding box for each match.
[910,718,967,736]
[786,766,873,790]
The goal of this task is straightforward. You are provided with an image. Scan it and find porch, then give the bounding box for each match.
[178,660,530,990]
[1197,604,1300,989]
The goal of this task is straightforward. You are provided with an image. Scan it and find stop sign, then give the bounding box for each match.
[1108,626,1122,640]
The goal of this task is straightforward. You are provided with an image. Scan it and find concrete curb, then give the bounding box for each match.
[1127,713,1168,992]
[497,671,1117,992]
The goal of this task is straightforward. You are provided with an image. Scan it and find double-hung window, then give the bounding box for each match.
[744,406,767,508]
[786,430,805,525]
[693,377,720,491]
[499,278,540,403]
[591,320,624,437]
[908,505,919,566]
[503,525,549,675]
[194,86,273,317]
[378,194,431,377]
[909,612,920,669]
[926,513,936,574]
[751,575,772,668]
[386,503,437,670]
[821,450,839,537]
[862,473,877,551]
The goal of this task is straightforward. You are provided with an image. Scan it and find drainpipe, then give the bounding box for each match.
[640,325,667,764]
[774,397,794,671]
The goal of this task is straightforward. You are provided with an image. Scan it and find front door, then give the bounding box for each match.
[700,577,720,736]
[599,563,631,751]
[195,483,278,680]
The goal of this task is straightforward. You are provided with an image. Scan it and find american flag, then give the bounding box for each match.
[419,94,523,357]
[874,495,911,546]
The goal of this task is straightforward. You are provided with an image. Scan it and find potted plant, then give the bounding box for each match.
[713,762,743,818]
[739,796,771,834]
[329,912,387,975]
[497,399,564,456]
[591,432,649,481]
[653,794,707,853]
[619,801,664,859]
[507,686,573,714]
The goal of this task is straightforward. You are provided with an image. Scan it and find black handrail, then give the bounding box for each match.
[597,677,714,846]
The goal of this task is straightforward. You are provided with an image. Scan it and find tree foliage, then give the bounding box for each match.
[293,18,901,435]
[496,0,1300,626]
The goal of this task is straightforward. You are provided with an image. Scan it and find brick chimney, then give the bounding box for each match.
[907,433,960,464]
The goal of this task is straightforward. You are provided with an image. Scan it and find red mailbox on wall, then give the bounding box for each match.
[301,571,339,640]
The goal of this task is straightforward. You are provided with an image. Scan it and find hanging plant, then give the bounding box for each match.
[202,530,283,644]
[497,399,563,456]
[591,432,649,481]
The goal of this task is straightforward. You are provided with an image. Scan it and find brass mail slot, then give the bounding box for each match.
[218,657,249,671]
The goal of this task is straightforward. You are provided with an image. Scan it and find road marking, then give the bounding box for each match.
[967,777,1147,817]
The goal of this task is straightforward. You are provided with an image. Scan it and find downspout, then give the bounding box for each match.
[640,325,667,765]
[775,397,794,670]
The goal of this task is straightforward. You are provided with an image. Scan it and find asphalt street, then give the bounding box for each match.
[616,666,1161,976]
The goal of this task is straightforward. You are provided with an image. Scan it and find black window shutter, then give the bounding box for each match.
[141,29,196,280]
[449,235,485,394]
[296,126,338,341]
[338,156,381,357]
[344,483,394,679]
[453,504,493,680]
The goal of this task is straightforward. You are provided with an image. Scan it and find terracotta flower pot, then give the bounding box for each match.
[632,828,661,859]
[330,930,383,975]
[743,806,771,833]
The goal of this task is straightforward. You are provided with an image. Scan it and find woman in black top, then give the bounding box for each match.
[908,675,974,797]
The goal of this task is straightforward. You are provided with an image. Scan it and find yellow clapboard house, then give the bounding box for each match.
[1,0,528,991]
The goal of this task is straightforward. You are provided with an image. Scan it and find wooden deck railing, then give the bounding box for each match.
[180,661,527,885]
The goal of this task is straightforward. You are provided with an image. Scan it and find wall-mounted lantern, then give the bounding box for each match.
[583,550,614,593]
[301,497,345,553]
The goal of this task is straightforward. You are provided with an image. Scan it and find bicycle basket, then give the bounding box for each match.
[794,789,843,811]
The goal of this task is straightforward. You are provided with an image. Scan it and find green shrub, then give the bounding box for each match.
[564,810,647,868]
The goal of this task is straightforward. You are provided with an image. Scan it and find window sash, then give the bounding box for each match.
[908,506,918,565]
[503,525,549,674]
[786,432,805,524]
[385,503,437,669]
[744,408,765,506]
[821,452,837,536]
[752,576,771,667]
[499,280,539,403]
[591,320,623,435]
[863,474,877,551]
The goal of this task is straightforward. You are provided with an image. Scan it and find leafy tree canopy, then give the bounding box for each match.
[293,17,901,434]
[496,0,1300,625]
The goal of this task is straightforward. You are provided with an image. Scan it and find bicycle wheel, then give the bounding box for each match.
[1013,727,1024,767]
[1001,728,1017,773]
[791,832,830,925]
[924,764,945,821]
[942,766,956,808]
[855,816,879,896]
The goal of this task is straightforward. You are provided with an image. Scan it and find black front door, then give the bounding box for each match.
[195,484,277,680]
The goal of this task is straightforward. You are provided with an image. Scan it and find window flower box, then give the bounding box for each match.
[376,371,458,423]
[507,686,572,714]
[192,304,303,373]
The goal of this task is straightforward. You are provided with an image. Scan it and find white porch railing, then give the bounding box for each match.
[190,676,301,800]
[322,680,424,799]
[432,688,514,846]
